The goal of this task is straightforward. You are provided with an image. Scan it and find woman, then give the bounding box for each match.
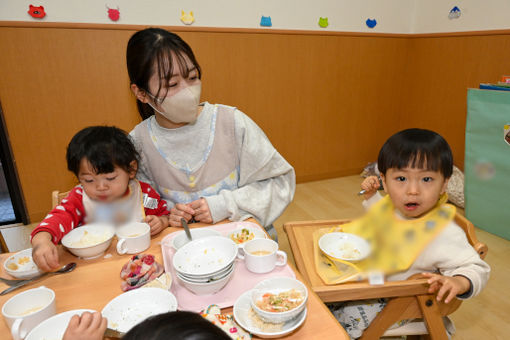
[126,28,295,237]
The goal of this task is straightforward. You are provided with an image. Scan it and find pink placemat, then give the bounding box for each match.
[160,221,296,312]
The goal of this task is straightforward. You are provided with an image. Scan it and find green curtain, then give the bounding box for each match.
[465,89,510,240]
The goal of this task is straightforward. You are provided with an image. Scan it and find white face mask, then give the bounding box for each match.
[148,83,202,123]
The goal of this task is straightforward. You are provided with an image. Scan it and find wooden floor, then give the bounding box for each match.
[274,175,510,340]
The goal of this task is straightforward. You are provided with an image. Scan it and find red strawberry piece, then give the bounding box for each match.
[142,255,155,265]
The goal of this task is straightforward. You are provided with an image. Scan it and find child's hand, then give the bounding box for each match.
[189,198,213,224]
[422,272,471,303]
[31,232,60,272]
[63,311,107,340]
[145,215,168,235]
[168,203,195,227]
[360,176,380,200]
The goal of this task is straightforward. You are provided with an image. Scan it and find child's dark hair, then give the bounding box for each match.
[126,27,202,120]
[122,311,231,340]
[66,126,138,176]
[377,128,453,178]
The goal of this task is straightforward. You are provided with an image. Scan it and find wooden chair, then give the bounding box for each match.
[0,230,8,253]
[283,213,487,340]
[51,190,70,208]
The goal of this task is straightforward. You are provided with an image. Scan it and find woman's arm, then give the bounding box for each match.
[204,110,296,227]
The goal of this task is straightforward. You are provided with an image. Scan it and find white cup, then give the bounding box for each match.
[1,286,56,340]
[237,238,287,273]
[116,222,151,255]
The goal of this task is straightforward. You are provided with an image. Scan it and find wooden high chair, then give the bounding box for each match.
[51,190,71,207]
[283,213,487,340]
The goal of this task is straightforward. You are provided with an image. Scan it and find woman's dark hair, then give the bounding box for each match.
[66,126,138,176]
[122,311,231,340]
[126,27,202,120]
[377,128,453,178]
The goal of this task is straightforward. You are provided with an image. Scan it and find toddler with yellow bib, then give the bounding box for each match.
[328,128,490,339]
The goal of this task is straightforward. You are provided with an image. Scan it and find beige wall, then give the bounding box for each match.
[0,23,509,223]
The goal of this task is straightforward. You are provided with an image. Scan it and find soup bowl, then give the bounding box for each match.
[251,277,308,324]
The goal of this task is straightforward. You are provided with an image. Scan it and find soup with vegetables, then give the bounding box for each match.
[256,289,304,312]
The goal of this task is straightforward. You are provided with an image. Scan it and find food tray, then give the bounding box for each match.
[161,222,295,312]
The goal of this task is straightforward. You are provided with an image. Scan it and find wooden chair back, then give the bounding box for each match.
[51,190,71,207]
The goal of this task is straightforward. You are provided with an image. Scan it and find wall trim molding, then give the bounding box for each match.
[2,20,510,38]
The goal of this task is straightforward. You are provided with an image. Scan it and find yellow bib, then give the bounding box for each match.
[314,194,456,285]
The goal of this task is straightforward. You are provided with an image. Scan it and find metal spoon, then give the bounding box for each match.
[0,262,77,295]
[0,277,26,286]
[181,218,193,241]
[104,327,125,338]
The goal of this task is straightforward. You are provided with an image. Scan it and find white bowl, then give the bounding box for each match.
[251,277,308,324]
[234,290,307,338]
[25,309,96,340]
[4,248,42,279]
[227,226,268,246]
[102,287,178,334]
[318,232,371,262]
[177,263,234,283]
[172,228,222,250]
[177,266,234,295]
[61,223,115,259]
[172,236,237,277]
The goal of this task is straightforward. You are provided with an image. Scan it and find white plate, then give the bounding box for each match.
[318,232,371,262]
[101,287,178,334]
[226,226,268,246]
[3,248,42,279]
[26,309,96,340]
[233,290,307,338]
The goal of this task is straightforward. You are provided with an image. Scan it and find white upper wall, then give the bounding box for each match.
[412,0,510,33]
[0,0,414,33]
[1,0,509,34]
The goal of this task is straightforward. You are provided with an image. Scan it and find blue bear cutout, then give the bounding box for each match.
[366,18,377,29]
[449,6,461,19]
[260,16,272,27]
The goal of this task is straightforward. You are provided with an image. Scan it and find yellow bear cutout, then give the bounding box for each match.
[181,11,195,25]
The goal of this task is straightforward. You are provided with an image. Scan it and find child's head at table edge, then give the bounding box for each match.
[66,125,139,203]
[122,311,231,340]
[377,128,453,218]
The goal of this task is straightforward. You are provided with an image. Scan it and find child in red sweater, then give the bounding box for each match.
[31,126,170,271]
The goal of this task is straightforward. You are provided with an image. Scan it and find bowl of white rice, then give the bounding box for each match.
[61,223,115,259]
[318,232,371,263]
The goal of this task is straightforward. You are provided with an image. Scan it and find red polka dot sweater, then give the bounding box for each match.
[31,181,169,244]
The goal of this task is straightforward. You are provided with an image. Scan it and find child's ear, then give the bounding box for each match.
[380,173,387,192]
[131,84,150,104]
[441,177,450,194]
[129,160,138,179]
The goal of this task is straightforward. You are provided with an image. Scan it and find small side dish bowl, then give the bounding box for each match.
[61,223,115,259]
[102,287,178,334]
[318,232,371,263]
[172,228,222,250]
[25,309,95,340]
[251,277,308,324]
[227,226,268,246]
[3,248,42,279]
